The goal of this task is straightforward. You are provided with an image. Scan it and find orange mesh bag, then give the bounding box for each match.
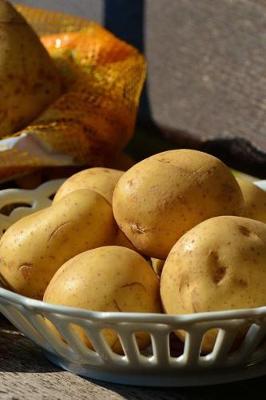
[0,4,146,182]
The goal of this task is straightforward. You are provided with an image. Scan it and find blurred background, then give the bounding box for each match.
[12,0,266,177]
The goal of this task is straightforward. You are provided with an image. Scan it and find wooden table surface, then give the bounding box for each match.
[0,317,266,400]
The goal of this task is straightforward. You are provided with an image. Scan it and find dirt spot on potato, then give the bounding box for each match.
[213,266,226,284]
[18,263,33,280]
[238,226,263,243]
[157,158,171,164]
[178,274,190,293]
[233,278,248,288]
[238,225,251,237]
[209,251,227,284]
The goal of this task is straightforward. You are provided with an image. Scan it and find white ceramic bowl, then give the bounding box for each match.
[0,179,266,387]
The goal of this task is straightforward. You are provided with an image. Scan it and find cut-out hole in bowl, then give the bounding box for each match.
[56,321,100,354]
[100,328,125,355]
[225,323,253,357]
[33,315,82,361]
[200,328,219,355]
[60,322,105,360]
[230,323,266,362]
[133,331,153,357]
[0,202,32,216]
[48,193,56,201]
[199,324,248,362]
[42,315,67,345]
[169,332,184,358]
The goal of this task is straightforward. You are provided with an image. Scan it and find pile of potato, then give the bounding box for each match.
[1,149,266,353]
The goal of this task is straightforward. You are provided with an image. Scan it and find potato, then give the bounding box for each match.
[54,167,136,251]
[237,177,266,223]
[44,246,161,353]
[0,0,61,135]
[151,258,165,276]
[53,167,123,204]
[113,149,244,259]
[0,189,116,299]
[160,215,266,351]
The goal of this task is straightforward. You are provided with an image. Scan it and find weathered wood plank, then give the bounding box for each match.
[1,318,266,400]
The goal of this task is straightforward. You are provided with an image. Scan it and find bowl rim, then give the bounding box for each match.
[1,285,266,324]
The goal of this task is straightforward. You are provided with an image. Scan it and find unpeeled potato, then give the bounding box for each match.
[237,177,266,223]
[44,246,161,353]
[0,189,116,299]
[53,167,123,204]
[54,167,135,250]
[113,149,244,259]
[151,258,165,276]
[0,0,61,135]
[160,216,266,351]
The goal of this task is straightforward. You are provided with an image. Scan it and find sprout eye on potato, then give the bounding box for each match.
[113,149,244,259]
[160,215,266,351]
[44,246,161,354]
[0,189,116,299]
